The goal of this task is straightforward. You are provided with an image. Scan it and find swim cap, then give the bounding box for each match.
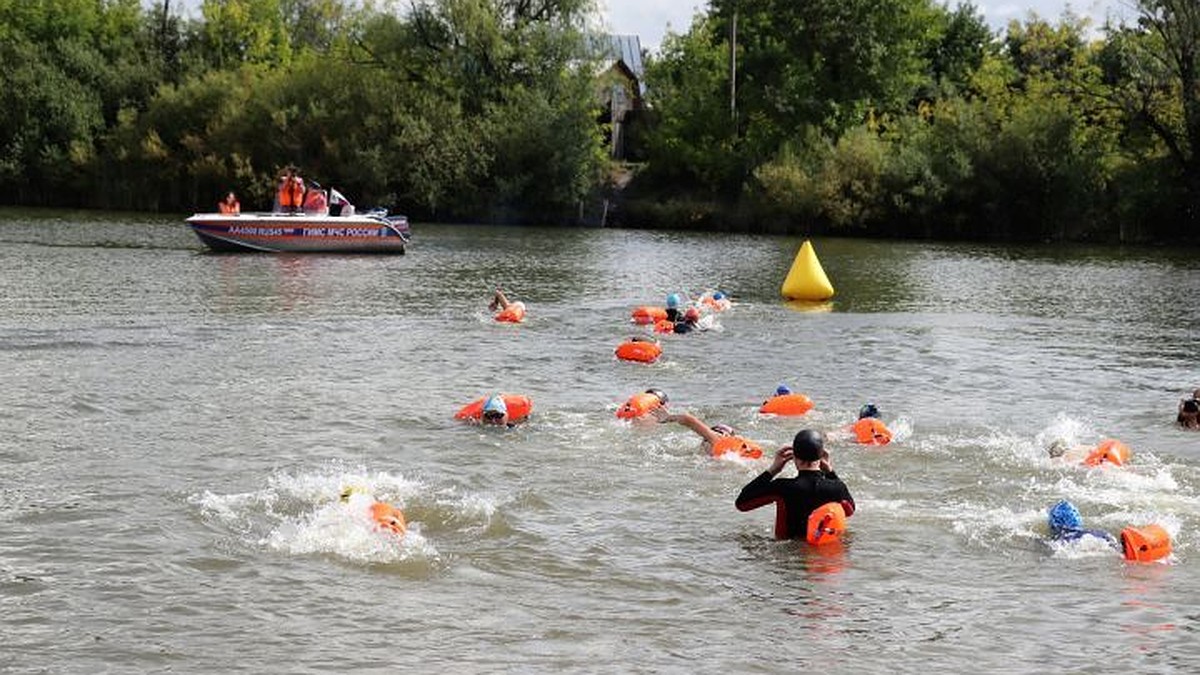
[713,291,725,300]
[666,293,682,308]
[711,423,735,436]
[646,388,668,404]
[1048,500,1083,536]
[482,395,508,415]
[340,485,367,503]
[858,403,880,419]
[1047,439,1069,458]
[776,384,792,396]
[684,307,700,321]
[792,429,825,461]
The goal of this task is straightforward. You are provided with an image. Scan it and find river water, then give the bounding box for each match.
[2,208,1198,673]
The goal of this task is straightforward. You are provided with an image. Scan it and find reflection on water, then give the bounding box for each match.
[1,211,1198,672]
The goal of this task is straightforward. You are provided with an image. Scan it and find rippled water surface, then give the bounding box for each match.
[2,208,1199,673]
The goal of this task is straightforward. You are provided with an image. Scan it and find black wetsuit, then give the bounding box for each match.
[736,469,855,540]
[673,320,695,334]
[665,307,681,322]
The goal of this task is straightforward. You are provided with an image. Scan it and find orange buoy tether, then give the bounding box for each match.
[369,502,408,536]
[615,339,662,363]
[760,393,815,416]
[454,394,534,422]
[1120,524,1171,562]
[807,502,847,545]
[852,417,892,445]
[617,390,667,419]
[1083,439,1130,467]
[631,306,668,325]
[711,436,763,460]
[494,302,526,323]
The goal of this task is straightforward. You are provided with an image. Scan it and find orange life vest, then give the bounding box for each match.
[218,199,240,215]
[278,176,304,208]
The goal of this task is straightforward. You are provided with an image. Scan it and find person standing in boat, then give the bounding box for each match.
[276,166,305,214]
[218,191,240,215]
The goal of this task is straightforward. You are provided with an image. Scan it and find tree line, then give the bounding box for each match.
[1,0,1196,242]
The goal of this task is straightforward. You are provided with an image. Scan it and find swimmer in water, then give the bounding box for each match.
[489,288,525,320]
[341,486,407,536]
[1177,390,1200,429]
[850,403,892,445]
[1046,500,1117,547]
[735,429,856,539]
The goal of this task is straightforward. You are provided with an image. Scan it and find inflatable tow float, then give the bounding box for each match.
[711,436,763,460]
[494,303,526,323]
[1083,439,1131,467]
[807,502,847,546]
[615,339,662,364]
[617,390,668,419]
[454,394,534,422]
[1120,524,1172,563]
[631,306,668,325]
[760,393,815,416]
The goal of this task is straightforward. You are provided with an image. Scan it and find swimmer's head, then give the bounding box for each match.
[792,429,825,462]
[684,307,700,322]
[711,423,735,437]
[1047,439,1070,459]
[482,395,508,424]
[340,485,368,503]
[713,291,725,300]
[858,403,880,420]
[1048,500,1083,536]
[776,384,792,396]
[1183,399,1200,414]
[666,293,682,308]
[645,388,668,405]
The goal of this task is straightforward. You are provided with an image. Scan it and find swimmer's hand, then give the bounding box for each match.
[769,446,793,475]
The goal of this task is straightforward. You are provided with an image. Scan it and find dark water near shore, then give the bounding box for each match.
[2,208,1198,673]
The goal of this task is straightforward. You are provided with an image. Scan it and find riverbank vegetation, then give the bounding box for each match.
[1,0,1196,242]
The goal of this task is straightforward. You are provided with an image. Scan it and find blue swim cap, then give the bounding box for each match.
[713,291,725,300]
[776,384,792,396]
[482,395,508,415]
[858,403,880,419]
[1048,500,1083,536]
[666,293,682,308]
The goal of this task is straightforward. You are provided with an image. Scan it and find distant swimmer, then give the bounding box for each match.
[489,288,526,323]
[341,486,407,536]
[1047,438,1131,467]
[1178,390,1200,429]
[1047,500,1116,546]
[760,384,815,416]
[735,429,856,540]
[665,293,685,322]
[672,306,703,334]
[617,388,669,420]
[1046,499,1172,562]
[455,394,532,427]
[851,403,892,445]
[653,409,763,459]
[700,290,731,312]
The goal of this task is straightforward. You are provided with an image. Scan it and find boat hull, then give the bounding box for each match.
[186,213,409,254]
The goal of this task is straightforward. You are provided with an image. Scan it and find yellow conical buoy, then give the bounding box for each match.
[781,240,834,301]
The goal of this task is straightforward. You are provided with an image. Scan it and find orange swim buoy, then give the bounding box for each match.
[653,319,675,334]
[369,502,407,536]
[631,306,668,325]
[852,418,892,445]
[807,502,847,546]
[616,391,666,419]
[759,393,815,416]
[701,296,731,312]
[711,436,763,460]
[615,340,662,363]
[454,394,534,422]
[1120,524,1171,562]
[1083,439,1131,467]
[494,302,526,323]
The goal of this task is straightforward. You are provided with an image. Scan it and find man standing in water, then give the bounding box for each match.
[735,429,855,539]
